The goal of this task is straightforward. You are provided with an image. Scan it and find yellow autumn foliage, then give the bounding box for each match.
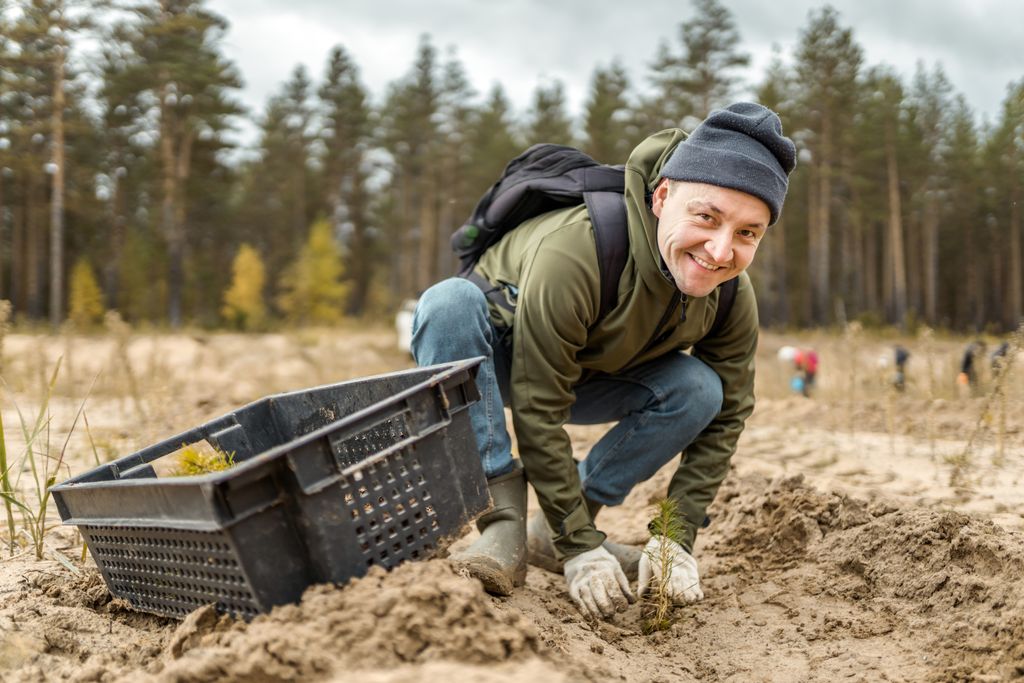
[222,243,268,330]
[277,219,348,324]
[68,258,105,328]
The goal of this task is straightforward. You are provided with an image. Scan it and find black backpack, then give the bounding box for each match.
[451,143,737,333]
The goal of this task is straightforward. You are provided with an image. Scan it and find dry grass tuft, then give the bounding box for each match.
[169,442,236,477]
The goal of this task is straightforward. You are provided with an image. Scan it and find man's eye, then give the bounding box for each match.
[739,229,758,239]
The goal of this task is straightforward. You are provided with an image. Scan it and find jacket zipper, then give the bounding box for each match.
[623,292,686,369]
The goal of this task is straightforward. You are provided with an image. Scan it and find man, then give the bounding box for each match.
[412,102,796,621]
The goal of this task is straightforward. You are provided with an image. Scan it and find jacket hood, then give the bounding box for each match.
[623,128,687,292]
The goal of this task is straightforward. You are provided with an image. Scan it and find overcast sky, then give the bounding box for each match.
[205,0,1023,148]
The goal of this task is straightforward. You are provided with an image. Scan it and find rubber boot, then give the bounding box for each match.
[450,465,527,596]
[525,497,642,581]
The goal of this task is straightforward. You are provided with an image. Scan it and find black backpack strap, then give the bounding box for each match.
[584,191,629,322]
[465,271,516,314]
[708,277,739,338]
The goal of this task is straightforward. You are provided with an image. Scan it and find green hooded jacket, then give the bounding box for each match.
[474,129,758,559]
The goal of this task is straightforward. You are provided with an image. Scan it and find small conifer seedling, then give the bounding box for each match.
[641,498,686,634]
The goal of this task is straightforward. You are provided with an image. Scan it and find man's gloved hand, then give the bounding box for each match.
[637,536,704,604]
[563,545,635,620]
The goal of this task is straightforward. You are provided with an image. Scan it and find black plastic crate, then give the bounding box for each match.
[52,358,488,620]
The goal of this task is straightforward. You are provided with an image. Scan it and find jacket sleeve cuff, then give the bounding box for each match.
[551,500,606,561]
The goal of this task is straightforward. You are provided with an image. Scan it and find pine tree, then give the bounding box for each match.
[435,50,478,279]
[94,30,153,315]
[676,0,750,119]
[524,80,573,146]
[221,243,267,330]
[582,61,631,164]
[277,219,347,325]
[793,6,863,324]
[68,256,104,328]
[943,96,982,329]
[646,40,692,129]
[280,65,315,246]
[466,84,522,202]
[868,67,909,326]
[319,45,374,315]
[240,67,316,285]
[378,35,442,297]
[0,6,15,304]
[647,0,749,125]
[750,48,796,326]
[6,2,59,319]
[118,0,242,327]
[987,80,1024,328]
[906,63,954,326]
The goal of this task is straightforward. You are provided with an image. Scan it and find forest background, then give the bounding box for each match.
[1,0,1022,333]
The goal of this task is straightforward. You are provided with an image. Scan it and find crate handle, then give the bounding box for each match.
[289,383,455,495]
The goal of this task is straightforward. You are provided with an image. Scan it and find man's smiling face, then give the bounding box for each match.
[651,179,770,298]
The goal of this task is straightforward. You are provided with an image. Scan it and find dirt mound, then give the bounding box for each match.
[17,566,114,611]
[707,473,1024,681]
[708,473,875,566]
[4,476,1022,682]
[0,564,170,682]
[823,507,1024,680]
[135,559,543,682]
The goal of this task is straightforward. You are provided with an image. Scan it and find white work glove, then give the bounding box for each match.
[563,545,635,620]
[637,536,704,604]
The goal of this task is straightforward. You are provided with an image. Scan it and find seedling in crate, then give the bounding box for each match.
[169,442,236,476]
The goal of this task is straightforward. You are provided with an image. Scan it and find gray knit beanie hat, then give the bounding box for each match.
[660,102,797,225]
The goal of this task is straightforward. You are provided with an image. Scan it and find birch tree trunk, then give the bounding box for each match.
[812,120,832,324]
[923,192,939,325]
[0,172,5,301]
[49,43,65,328]
[26,172,42,318]
[416,177,438,293]
[885,121,908,326]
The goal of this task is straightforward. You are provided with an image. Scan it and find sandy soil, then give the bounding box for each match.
[0,326,1021,682]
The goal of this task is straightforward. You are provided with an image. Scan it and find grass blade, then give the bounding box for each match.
[83,411,102,467]
[0,490,33,516]
[0,402,16,556]
[37,371,99,546]
[46,544,81,575]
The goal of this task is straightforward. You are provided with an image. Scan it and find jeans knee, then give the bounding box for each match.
[411,278,492,364]
[690,362,724,424]
[655,357,723,424]
[413,278,487,334]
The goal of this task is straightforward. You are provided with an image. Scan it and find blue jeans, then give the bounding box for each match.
[411,277,723,507]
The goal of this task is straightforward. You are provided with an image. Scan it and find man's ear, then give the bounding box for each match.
[651,179,669,218]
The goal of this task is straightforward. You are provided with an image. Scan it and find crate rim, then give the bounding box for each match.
[52,357,484,497]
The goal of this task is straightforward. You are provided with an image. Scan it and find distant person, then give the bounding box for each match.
[893,345,910,392]
[778,345,818,397]
[797,347,819,396]
[958,340,985,394]
[990,341,1011,378]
